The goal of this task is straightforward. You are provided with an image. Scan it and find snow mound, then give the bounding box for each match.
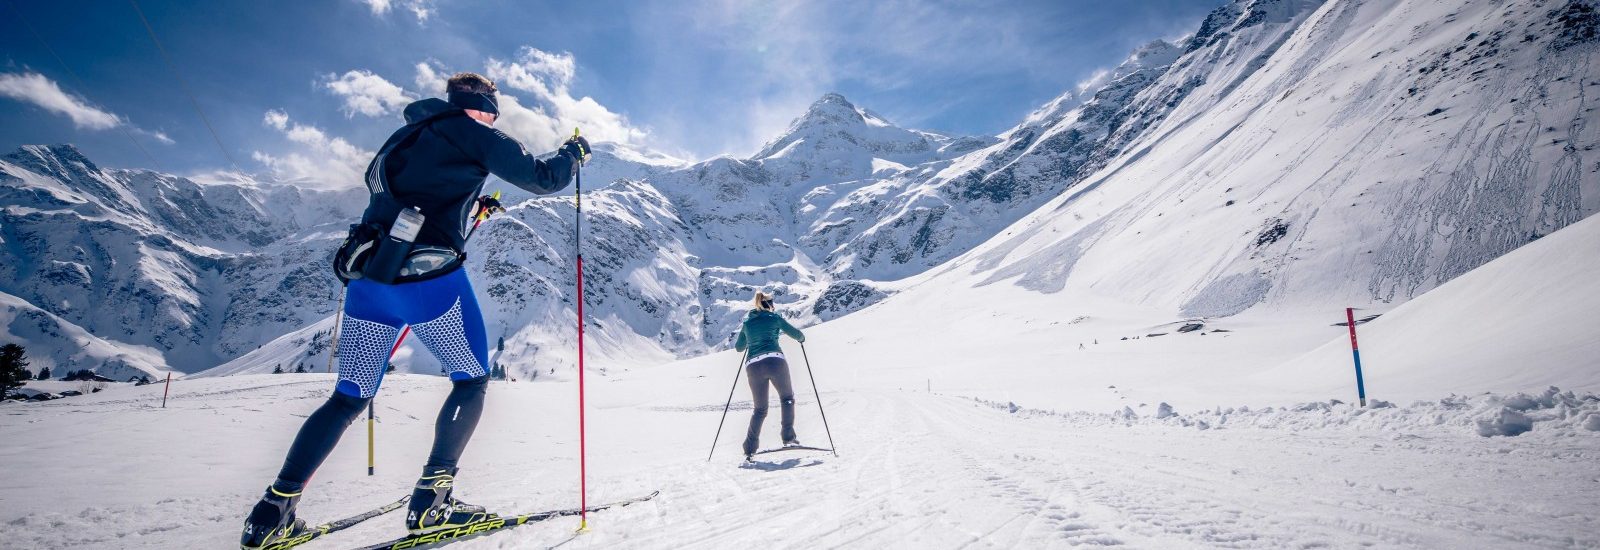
[972,386,1600,438]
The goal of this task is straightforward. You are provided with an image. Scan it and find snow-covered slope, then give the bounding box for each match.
[1264,209,1600,402]
[0,290,172,382]
[732,0,1600,415]
[0,144,365,371]
[960,0,1599,315]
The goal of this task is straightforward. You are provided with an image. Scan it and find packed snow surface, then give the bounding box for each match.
[1,373,1596,549]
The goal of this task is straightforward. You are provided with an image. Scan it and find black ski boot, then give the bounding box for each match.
[407,467,495,534]
[783,438,802,448]
[241,482,308,549]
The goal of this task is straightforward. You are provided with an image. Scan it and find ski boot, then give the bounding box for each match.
[241,482,308,549]
[407,467,495,535]
[783,438,803,448]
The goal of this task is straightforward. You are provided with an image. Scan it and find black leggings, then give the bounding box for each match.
[743,356,796,455]
[276,376,488,484]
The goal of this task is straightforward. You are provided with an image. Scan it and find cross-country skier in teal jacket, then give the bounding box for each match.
[735,290,805,459]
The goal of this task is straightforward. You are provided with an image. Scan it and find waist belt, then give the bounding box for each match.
[745,352,785,367]
[398,245,463,279]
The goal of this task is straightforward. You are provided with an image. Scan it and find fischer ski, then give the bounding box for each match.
[258,496,410,550]
[349,491,659,550]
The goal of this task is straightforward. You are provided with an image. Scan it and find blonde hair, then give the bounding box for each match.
[752,290,775,311]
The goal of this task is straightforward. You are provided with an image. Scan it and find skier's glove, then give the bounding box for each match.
[560,135,591,166]
[476,194,504,217]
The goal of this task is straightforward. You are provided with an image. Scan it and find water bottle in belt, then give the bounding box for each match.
[366,206,425,284]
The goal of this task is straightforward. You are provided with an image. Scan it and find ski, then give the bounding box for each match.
[349,490,660,550]
[260,495,410,550]
[751,445,834,457]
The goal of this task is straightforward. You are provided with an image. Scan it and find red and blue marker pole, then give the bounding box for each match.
[1346,307,1367,407]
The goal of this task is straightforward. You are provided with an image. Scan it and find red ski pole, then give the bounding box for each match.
[572,129,590,532]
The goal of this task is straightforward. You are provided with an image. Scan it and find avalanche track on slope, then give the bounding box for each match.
[1,374,1594,549]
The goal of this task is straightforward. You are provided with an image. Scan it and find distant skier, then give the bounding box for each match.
[241,72,590,549]
[734,290,806,460]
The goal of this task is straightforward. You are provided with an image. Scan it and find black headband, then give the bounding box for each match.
[447,91,499,116]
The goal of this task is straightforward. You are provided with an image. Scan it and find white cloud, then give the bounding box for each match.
[414,60,449,96]
[253,109,372,188]
[482,47,651,151]
[135,128,176,145]
[358,0,434,23]
[323,70,415,118]
[0,71,122,130]
[1075,69,1112,95]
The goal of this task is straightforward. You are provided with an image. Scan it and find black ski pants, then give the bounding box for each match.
[275,376,487,485]
[743,355,797,455]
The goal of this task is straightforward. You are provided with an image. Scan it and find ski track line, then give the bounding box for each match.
[906,392,1597,549]
[908,394,1400,548]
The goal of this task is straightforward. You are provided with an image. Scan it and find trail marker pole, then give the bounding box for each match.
[161,372,172,408]
[1346,307,1367,407]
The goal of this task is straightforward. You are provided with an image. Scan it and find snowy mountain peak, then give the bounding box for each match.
[752,92,951,168]
[795,92,877,128]
[5,144,101,181]
[1122,40,1182,75]
[1188,0,1325,51]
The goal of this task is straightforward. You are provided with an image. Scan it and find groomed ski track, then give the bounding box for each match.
[2,373,1595,549]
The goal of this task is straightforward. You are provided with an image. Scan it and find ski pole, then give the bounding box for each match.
[707,350,749,462]
[466,189,502,241]
[572,129,590,532]
[326,287,345,373]
[364,325,409,476]
[366,399,376,476]
[799,342,837,456]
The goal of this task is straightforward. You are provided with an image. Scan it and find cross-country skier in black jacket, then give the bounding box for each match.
[242,72,591,549]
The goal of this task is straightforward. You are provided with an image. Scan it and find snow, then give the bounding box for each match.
[0,371,1595,549]
[1261,210,1600,403]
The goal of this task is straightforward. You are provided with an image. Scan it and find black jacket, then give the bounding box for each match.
[360,98,575,251]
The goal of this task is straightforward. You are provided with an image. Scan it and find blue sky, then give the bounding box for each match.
[1,0,1224,185]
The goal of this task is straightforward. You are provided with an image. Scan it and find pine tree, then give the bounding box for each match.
[37,366,51,380]
[497,336,505,352]
[0,343,31,399]
[294,364,307,373]
[273,365,284,374]
[386,363,397,373]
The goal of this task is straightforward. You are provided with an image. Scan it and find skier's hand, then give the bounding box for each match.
[560,135,591,166]
[476,194,504,217]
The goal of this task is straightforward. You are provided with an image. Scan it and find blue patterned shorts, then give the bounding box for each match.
[334,268,489,397]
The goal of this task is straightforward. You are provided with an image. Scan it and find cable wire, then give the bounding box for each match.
[127,0,241,172]
[7,0,165,173]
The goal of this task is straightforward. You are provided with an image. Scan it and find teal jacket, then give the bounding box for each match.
[735,309,804,358]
